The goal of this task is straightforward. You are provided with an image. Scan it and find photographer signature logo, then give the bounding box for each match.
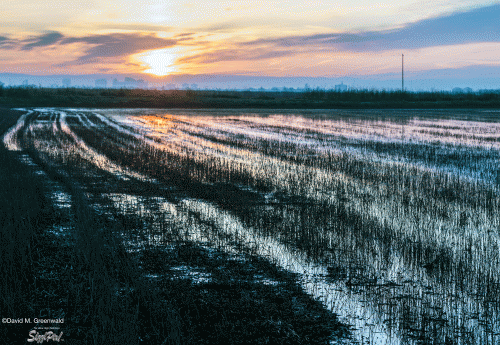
[27,330,63,343]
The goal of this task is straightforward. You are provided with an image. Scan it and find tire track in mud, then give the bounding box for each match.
[93,112,271,170]
[63,113,500,258]
[2,110,32,151]
[158,112,500,190]
[58,111,154,182]
[61,111,500,285]
[99,111,500,287]
[6,110,189,344]
[0,109,73,344]
[96,110,500,345]
[2,110,74,215]
[19,109,354,344]
[8,110,358,343]
[104,192,394,344]
[16,108,500,345]
[1,109,120,343]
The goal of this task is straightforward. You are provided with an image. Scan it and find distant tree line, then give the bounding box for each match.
[1,85,500,108]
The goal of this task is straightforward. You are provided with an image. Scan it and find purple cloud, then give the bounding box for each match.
[176,4,500,66]
[0,36,15,49]
[0,31,182,67]
[244,4,500,52]
[21,32,64,50]
[179,47,293,64]
[59,33,178,63]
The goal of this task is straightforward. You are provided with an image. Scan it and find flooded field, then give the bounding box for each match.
[4,108,500,344]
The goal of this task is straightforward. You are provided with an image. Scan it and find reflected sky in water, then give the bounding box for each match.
[9,108,500,345]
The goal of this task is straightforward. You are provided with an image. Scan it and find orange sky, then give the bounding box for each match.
[1,1,500,81]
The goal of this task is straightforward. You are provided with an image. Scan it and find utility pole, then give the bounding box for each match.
[402,54,404,92]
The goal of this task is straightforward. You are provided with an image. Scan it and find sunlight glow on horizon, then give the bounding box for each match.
[1,0,499,88]
[136,48,183,76]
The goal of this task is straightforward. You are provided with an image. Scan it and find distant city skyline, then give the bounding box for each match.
[1,64,499,92]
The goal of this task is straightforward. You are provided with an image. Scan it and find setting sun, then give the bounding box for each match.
[137,48,183,76]
[2,1,500,344]
[0,1,499,88]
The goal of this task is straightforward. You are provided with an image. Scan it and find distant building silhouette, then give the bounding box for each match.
[179,83,199,90]
[112,77,148,89]
[161,83,177,90]
[335,82,348,92]
[452,87,473,94]
[95,79,107,88]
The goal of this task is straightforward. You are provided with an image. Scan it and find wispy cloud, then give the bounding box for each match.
[89,23,174,33]
[178,47,293,64]
[242,3,500,52]
[171,3,500,68]
[59,33,179,63]
[21,32,64,50]
[0,36,15,49]
[1,3,499,76]
[197,21,247,33]
[0,31,185,68]
[173,32,197,38]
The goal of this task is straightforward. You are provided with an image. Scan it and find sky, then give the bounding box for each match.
[1,1,500,89]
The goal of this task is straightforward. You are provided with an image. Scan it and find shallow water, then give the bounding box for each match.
[7,108,500,344]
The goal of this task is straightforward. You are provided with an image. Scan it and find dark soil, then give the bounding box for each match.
[0,107,352,344]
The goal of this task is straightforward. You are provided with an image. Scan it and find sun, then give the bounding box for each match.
[136,48,182,76]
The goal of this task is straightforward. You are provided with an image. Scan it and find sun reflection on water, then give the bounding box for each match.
[21,108,500,345]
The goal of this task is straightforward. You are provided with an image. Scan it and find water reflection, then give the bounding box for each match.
[18,108,500,344]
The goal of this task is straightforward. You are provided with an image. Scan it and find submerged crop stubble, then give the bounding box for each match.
[7,108,500,345]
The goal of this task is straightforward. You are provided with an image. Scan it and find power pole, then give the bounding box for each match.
[402,54,404,92]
